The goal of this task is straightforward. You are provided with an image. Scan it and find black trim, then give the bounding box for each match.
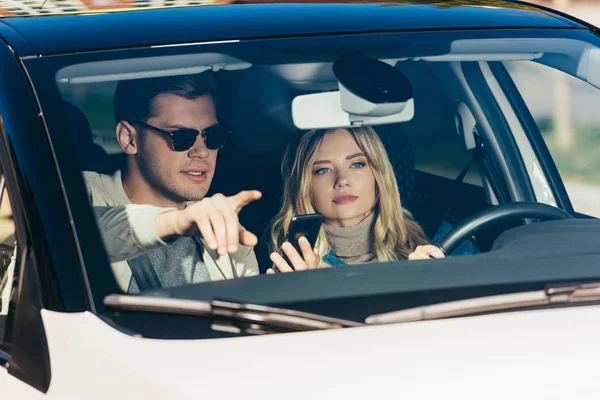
[462,62,536,203]
[487,61,575,214]
[6,251,51,393]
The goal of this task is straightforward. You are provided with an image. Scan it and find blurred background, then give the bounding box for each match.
[520,0,600,216]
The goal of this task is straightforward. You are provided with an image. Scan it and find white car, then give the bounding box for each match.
[1,1,600,399]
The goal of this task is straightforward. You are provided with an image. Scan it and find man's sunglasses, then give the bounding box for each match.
[132,121,229,151]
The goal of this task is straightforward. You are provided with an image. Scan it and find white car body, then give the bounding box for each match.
[2,305,599,399]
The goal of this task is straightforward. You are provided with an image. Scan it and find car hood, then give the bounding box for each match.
[40,304,600,399]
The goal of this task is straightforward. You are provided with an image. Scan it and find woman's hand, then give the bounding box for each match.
[155,190,262,256]
[408,245,446,260]
[267,236,319,274]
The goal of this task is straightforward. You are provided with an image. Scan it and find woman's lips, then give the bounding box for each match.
[332,195,358,205]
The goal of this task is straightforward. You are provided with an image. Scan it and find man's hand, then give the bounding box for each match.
[155,190,262,255]
[408,245,446,260]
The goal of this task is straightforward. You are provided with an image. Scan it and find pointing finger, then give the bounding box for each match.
[231,190,262,212]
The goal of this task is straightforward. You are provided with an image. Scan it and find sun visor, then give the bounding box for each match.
[292,57,414,130]
[56,53,251,84]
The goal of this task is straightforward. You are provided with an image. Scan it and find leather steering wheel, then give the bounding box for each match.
[434,201,574,255]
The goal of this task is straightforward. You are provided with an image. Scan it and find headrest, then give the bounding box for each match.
[63,100,111,173]
[374,124,415,208]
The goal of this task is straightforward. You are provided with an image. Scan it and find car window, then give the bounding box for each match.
[506,60,600,217]
[398,62,481,186]
[53,42,488,286]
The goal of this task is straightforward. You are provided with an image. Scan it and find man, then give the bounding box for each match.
[85,72,261,292]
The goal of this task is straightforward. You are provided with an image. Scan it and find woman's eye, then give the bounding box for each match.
[351,162,366,169]
[313,167,330,175]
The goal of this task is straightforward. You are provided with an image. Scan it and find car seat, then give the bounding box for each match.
[63,100,122,174]
[206,137,246,197]
[373,123,416,210]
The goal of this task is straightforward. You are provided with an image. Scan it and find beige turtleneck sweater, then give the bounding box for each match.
[322,212,378,265]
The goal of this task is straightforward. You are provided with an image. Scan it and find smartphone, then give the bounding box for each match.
[281,213,323,268]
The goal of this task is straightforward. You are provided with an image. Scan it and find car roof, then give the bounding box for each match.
[0,1,585,57]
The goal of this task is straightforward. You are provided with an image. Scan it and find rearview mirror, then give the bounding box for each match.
[292,57,414,130]
[292,92,414,130]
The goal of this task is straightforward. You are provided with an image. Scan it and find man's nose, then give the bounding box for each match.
[187,134,209,158]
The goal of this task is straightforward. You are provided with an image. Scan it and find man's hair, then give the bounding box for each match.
[113,72,217,124]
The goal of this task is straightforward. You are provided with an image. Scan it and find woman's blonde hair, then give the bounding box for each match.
[270,126,428,265]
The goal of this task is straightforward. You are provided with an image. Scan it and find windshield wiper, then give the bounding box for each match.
[104,294,362,334]
[365,282,600,325]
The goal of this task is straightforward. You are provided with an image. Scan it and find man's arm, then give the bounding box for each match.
[94,205,173,262]
[94,190,262,263]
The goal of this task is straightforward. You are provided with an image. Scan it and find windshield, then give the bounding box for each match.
[23,28,600,329]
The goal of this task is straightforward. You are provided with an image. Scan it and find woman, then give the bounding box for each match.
[268,126,444,273]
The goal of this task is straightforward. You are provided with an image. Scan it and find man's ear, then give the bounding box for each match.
[116,121,139,155]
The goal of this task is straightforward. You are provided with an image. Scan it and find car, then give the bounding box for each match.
[2,0,600,398]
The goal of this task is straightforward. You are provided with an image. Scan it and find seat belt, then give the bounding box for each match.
[455,158,472,186]
[424,151,476,239]
[128,254,162,291]
[472,134,509,204]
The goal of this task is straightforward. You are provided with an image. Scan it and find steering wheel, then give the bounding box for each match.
[434,202,574,255]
